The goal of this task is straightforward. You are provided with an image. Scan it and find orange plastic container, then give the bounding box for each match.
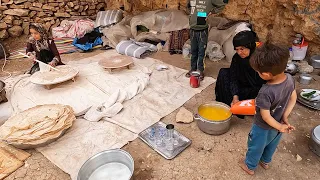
[230,99,256,115]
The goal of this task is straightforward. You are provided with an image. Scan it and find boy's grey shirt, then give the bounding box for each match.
[254,74,295,130]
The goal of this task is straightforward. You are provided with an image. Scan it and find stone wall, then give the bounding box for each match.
[106,0,320,55]
[0,0,106,39]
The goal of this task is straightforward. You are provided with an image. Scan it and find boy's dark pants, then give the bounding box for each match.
[190,28,208,72]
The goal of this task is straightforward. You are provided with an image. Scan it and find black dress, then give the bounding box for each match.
[215,53,265,107]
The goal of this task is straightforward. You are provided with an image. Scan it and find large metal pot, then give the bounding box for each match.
[77,149,134,180]
[0,80,7,104]
[309,125,320,157]
[194,102,232,135]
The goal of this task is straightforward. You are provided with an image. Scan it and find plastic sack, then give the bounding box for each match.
[205,41,225,62]
[182,39,191,59]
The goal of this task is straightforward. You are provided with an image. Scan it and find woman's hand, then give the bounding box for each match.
[231,95,239,106]
[26,52,36,62]
[48,61,56,67]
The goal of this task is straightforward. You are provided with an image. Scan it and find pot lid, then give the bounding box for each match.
[313,125,320,141]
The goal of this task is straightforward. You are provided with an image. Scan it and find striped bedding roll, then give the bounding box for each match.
[95,10,123,28]
[116,40,157,59]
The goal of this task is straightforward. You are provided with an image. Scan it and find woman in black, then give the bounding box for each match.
[215,31,265,117]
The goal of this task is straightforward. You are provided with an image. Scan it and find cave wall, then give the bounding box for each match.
[106,0,320,55]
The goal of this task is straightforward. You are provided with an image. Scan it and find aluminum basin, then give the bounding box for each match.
[77,149,134,180]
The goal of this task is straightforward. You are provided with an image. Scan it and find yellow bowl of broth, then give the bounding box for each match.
[198,103,231,122]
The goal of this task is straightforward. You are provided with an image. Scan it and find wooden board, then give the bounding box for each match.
[30,65,79,86]
[98,55,134,73]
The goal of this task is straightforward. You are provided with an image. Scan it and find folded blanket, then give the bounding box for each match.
[116,39,157,58]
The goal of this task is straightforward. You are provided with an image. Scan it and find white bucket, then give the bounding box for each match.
[292,42,308,61]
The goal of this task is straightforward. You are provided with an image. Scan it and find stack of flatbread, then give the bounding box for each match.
[0,141,30,179]
[0,105,76,149]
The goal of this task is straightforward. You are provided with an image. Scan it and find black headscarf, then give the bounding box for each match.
[233,31,257,55]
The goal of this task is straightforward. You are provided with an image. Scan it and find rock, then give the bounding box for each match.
[14,0,28,4]
[67,2,74,8]
[13,19,23,26]
[52,19,60,29]
[59,2,66,7]
[9,4,25,9]
[97,3,105,10]
[176,107,194,124]
[0,6,8,11]
[0,22,7,30]
[297,61,314,73]
[22,22,30,35]
[54,12,71,18]
[296,154,302,162]
[0,30,9,39]
[29,7,42,11]
[33,3,43,8]
[44,22,52,31]
[3,9,29,16]
[8,26,23,37]
[43,5,56,11]
[3,15,14,24]
[89,5,96,10]
[43,17,55,22]
[24,2,32,8]
[48,3,59,7]
[37,12,46,18]
[29,11,37,18]
[87,10,95,16]
[74,5,80,10]
[2,0,13,5]
[78,5,84,12]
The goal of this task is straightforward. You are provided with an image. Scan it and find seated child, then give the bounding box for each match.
[239,43,297,175]
[26,23,63,74]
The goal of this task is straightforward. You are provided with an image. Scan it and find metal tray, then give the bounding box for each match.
[298,93,320,110]
[139,122,191,160]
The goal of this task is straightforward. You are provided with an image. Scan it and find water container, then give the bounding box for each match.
[292,42,308,61]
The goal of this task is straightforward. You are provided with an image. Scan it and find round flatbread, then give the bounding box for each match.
[0,104,76,149]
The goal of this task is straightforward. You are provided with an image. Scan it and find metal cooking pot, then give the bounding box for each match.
[309,125,320,157]
[311,55,320,69]
[77,149,134,180]
[0,80,7,104]
[194,102,232,135]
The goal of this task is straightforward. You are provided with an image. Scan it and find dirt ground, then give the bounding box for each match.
[1,41,320,180]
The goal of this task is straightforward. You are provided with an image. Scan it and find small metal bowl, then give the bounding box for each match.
[299,74,312,85]
[77,149,134,180]
[311,55,320,69]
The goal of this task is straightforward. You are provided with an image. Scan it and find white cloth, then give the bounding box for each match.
[4,50,216,179]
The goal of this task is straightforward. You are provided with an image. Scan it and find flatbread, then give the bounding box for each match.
[30,65,79,85]
[0,142,30,161]
[0,148,24,180]
[0,104,76,149]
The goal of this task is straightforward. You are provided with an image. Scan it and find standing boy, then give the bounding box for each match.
[239,43,297,175]
[186,0,227,80]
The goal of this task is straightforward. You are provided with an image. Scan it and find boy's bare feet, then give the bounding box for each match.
[259,161,270,170]
[238,159,254,175]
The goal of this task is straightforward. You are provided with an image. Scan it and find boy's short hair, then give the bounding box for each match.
[250,43,289,76]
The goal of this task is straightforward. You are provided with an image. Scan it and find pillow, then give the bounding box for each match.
[95,10,123,28]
